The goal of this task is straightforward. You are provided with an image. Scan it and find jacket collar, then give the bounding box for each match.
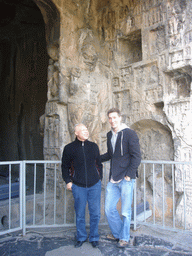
[110,123,129,134]
[75,137,88,144]
[109,124,129,156]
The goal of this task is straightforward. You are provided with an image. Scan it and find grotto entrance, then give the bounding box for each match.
[0,0,49,191]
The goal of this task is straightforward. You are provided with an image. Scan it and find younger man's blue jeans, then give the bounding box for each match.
[105,178,135,242]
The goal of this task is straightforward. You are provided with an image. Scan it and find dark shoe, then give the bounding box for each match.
[75,240,86,248]
[91,241,99,248]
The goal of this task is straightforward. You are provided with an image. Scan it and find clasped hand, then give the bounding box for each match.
[67,182,73,190]
[124,176,130,181]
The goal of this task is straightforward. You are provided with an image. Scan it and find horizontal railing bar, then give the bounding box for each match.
[0,161,23,165]
[25,160,61,164]
[141,160,192,165]
[136,222,192,235]
[0,227,23,236]
[0,160,60,165]
[1,160,192,165]
[25,224,76,229]
[25,222,108,229]
[0,160,192,165]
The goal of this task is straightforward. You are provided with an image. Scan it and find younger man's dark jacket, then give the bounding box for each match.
[101,126,141,181]
[62,138,103,187]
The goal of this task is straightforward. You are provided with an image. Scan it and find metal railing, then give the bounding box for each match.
[0,161,23,236]
[138,160,192,232]
[0,160,191,237]
[22,160,77,236]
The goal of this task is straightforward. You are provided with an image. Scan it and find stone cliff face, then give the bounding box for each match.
[0,0,191,229]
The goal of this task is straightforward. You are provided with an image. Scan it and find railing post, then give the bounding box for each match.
[172,164,175,229]
[104,162,107,223]
[43,163,47,225]
[133,179,137,230]
[153,164,155,225]
[162,164,165,227]
[54,163,57,225]
[33,164,37,225]
[8,164,12,230]
[19,162,23,231]
[183,168,186,230]
[22,161,26,236]
[144,163,146,222]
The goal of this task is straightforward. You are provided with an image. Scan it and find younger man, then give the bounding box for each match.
[101,108,141,248]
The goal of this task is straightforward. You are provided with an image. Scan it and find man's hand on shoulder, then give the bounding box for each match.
[66,182,73,191]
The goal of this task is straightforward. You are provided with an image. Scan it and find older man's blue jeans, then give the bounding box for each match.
[72,180,101,242]
[105,179,135,242]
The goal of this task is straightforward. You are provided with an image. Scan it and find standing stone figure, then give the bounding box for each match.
[67,31,101,144]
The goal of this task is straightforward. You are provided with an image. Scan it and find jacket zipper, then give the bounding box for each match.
[82,141,87,187]
[121,131,124,156]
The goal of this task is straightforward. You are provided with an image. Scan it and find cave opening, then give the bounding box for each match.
[0,0,49,192]
[0,0,49,164]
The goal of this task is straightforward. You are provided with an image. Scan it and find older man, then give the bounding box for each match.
[62,124,103,248]
[101,108,141,248]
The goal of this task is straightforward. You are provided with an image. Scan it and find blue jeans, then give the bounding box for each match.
[105,179,135,242]
[72,180,101,242]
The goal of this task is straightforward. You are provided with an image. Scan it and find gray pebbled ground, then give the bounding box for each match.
[0,225,192,256]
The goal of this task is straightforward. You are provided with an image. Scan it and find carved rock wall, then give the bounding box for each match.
[42,0,191,229]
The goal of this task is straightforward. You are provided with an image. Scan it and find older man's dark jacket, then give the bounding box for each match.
[101,126,141,181]
[62,138,103,187]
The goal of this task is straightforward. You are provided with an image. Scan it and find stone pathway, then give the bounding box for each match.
[0,225,192,256]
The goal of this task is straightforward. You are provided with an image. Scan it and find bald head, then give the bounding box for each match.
[75,124,89,141]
